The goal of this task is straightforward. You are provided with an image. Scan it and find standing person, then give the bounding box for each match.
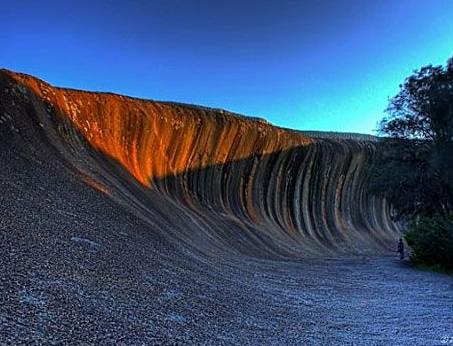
[397,238,405,260]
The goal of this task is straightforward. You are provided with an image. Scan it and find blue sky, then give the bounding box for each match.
[1,0,453,134]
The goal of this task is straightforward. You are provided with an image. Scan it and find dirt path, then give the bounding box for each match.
[223,255,453,345]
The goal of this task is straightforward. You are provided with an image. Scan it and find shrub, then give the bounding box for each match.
[405,215,453,272]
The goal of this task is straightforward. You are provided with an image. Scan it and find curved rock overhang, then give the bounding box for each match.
[0,69,400,258]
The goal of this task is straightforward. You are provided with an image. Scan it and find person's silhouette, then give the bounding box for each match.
[397,238,405,260]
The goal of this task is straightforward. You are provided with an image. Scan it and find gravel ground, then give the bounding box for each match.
[1,138,453,346]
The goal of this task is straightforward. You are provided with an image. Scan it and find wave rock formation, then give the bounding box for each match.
[8,69,453,346]
[0,69,398,259]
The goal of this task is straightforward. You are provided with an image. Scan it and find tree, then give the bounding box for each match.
[369,58,453,220]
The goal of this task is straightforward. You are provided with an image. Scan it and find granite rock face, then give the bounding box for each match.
[0,69,398,258]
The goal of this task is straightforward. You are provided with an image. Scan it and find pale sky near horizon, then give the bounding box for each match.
[1,0,453,134]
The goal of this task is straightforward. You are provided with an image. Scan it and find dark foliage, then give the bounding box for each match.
[369,58,453,219]
[405,216,453,271]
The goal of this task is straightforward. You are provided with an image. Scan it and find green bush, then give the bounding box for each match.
[405,215,453,272]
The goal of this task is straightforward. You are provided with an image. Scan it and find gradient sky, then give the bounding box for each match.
[2,0,453,134]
